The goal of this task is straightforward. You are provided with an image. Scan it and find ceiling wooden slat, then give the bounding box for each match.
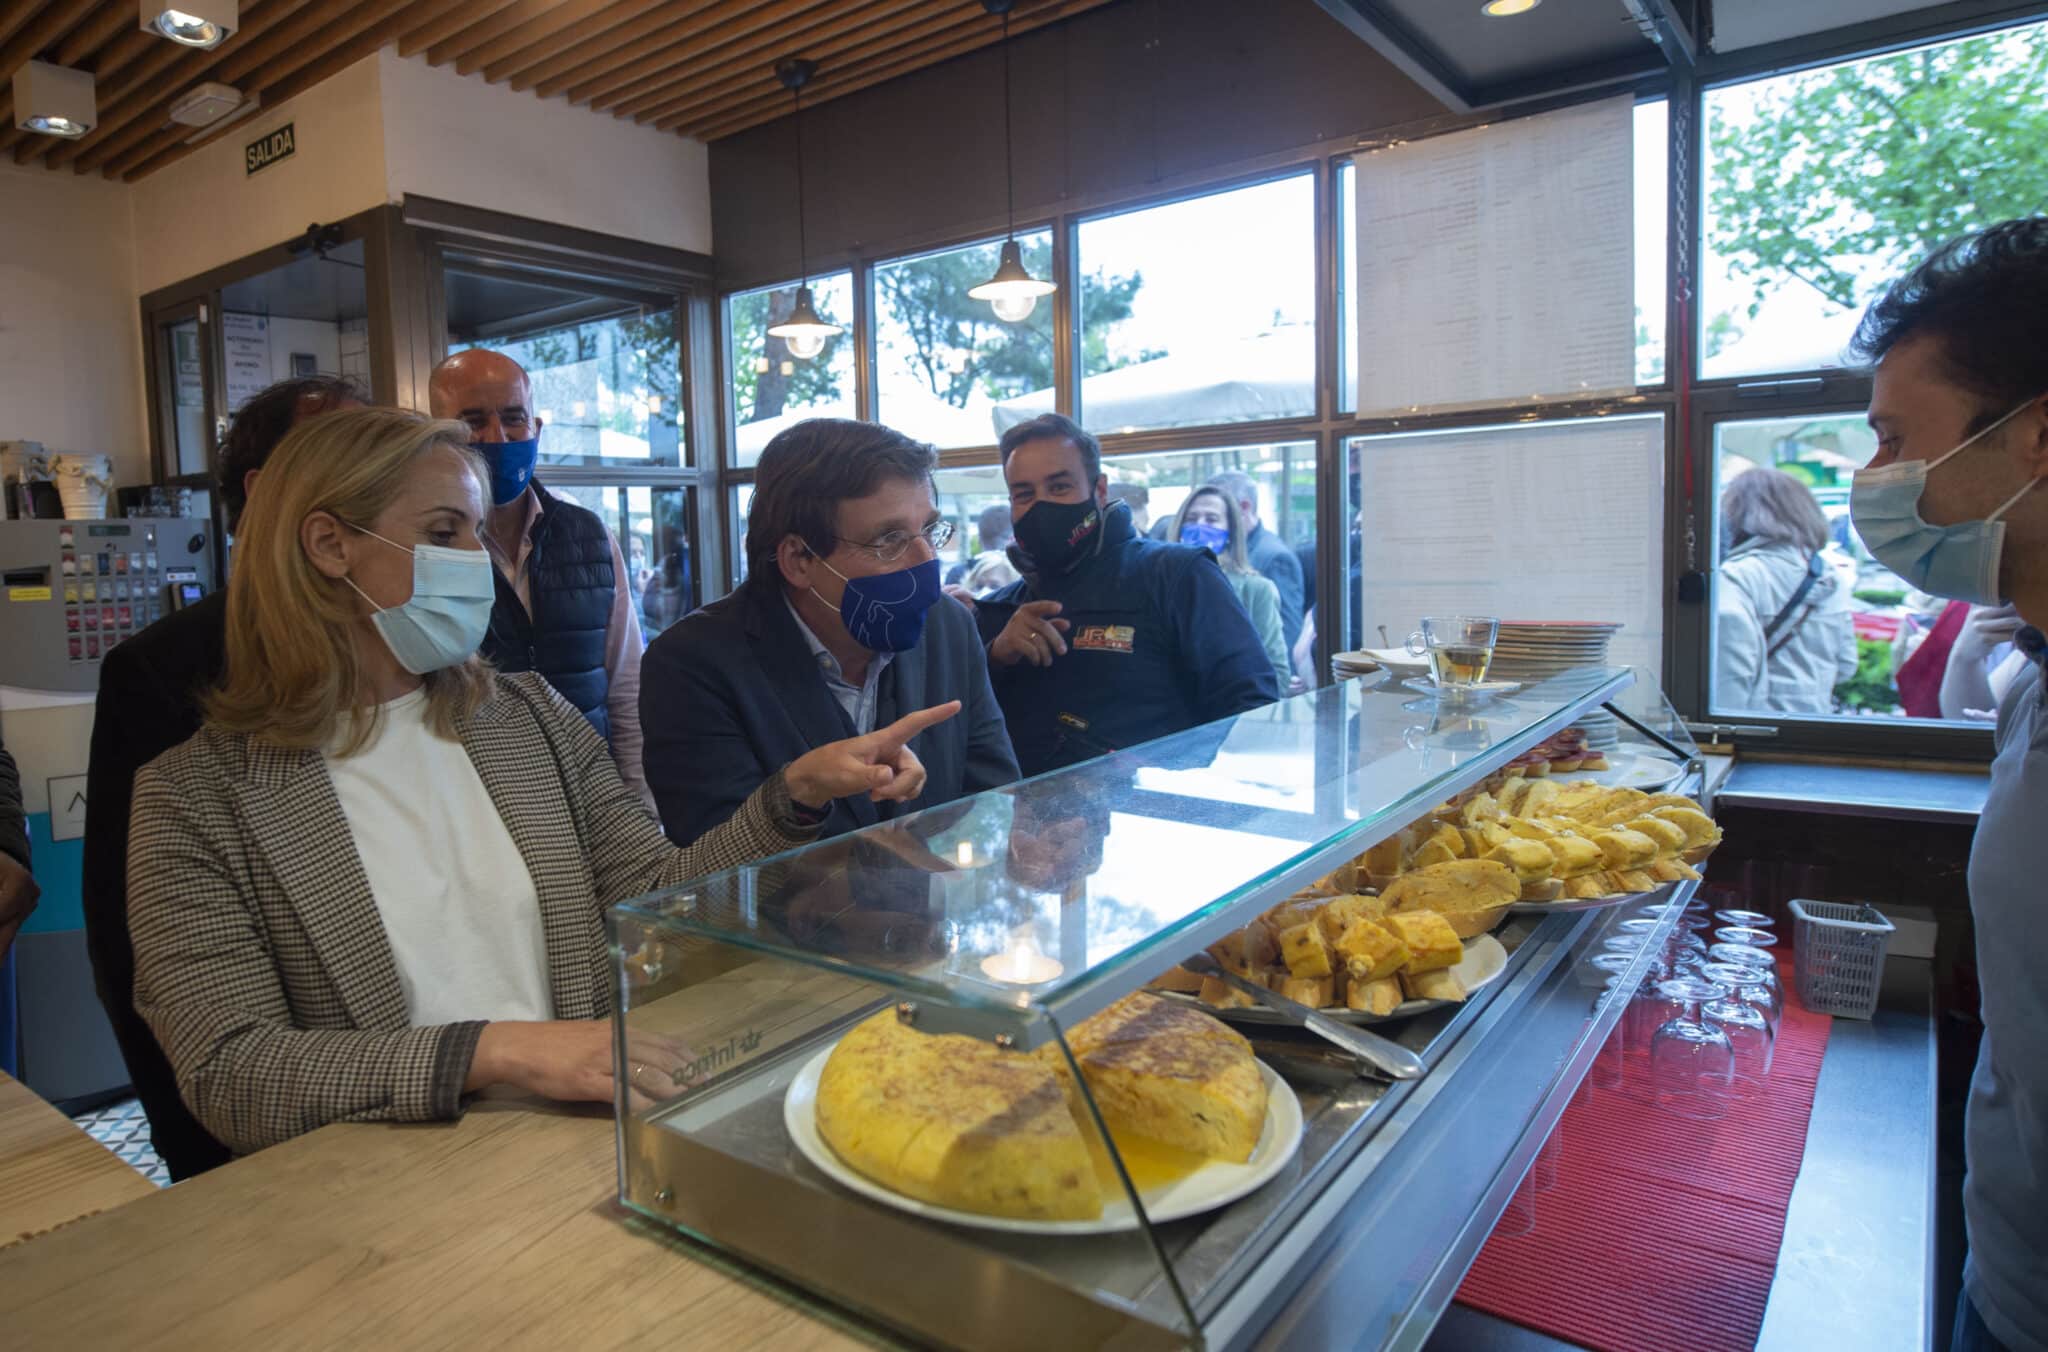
[89,0,400,176]
[0,0,106,97]
[598,0,938,122]
[423,0,561,67]
[456,0,612,78]
[0,4,50,57]
[7,0,1118,180]
[396,0,522,60]
[645,0,975,131]
[518,0,718,96]
[121,0,472,180]
[687,0,1111,141]
[564,0,816,107]
[483,0,674,86]
[53,2,132,67]
[532,0,749,98]
[630,0,958,128]
[48,0,317,172]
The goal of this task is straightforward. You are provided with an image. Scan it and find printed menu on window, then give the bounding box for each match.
[1354,96,1635,418]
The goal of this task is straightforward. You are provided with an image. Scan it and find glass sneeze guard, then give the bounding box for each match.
[613,665,1637,1044]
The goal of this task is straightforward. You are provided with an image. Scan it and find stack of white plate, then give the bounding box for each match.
[1331,651,1386,683]
[1487,622,1624,748]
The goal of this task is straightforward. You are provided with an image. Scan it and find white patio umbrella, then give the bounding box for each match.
[992,325,1316,434]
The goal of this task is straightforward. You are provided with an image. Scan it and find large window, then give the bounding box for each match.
[545,484,694,645]
[1704,412,1992,726]
[1076,175,1316,434]
[445,259,681,468]
[1699,18,2048,381]
[873,232,1054,449]
[728,272,855,468]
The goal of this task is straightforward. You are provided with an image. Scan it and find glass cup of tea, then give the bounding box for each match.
[1406,615,1500,696]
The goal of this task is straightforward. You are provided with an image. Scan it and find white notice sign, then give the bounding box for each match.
[223,310,271,413]
[1354,96,1635,419]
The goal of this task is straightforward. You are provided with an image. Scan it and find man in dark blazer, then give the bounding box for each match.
[81,374,360,1181]
[642,419,1018,846]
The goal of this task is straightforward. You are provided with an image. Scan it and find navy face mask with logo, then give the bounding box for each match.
[476,437,540,507]
[813,556,944,652]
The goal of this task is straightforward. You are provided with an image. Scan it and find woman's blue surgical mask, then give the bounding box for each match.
[1179,521,1230,556]
[476,437,540,506]
[1850,397,2044,605]
[812,556,943,653]
[342,527,496,674]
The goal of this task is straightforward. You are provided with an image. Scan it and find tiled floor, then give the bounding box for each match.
[69,1098,171,1188]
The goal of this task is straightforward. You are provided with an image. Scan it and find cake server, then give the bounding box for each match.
[1180,954,1426,1081]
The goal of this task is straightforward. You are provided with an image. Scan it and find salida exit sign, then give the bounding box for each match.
[245,122,295,176]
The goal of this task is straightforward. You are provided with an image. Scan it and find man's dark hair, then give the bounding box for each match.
[1851,217,2048,421]
[745,418,937,589]
[975,503,1012,548]
[217,375,366,531]
[998,412,1101,486]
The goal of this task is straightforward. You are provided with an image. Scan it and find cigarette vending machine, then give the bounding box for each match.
[0,518,213,691]
[0,518,214,1104]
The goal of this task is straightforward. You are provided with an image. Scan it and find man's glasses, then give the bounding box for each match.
[848,520,955,563]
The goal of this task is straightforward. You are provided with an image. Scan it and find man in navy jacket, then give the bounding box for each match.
[973,414,1280,778]
[641,419,1018,845]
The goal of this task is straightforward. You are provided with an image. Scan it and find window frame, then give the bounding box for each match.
[407,198,716,621]
[706,23,2027,765]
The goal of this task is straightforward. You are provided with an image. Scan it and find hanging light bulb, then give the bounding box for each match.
[971,239,1056,323]
[765,58,842,361]
[767,284,838,359]
[972,1,1056,323]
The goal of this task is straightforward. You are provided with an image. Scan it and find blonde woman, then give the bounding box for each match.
[1172,487,1292,690]
[128,408,955,1155]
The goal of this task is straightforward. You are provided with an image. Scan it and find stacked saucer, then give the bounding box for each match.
[1488,622,1624,748]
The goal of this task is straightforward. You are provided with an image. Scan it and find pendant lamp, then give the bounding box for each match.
[969,0,1056,323]
[764,58,842,361]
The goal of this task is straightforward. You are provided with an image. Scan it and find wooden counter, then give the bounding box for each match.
[0,1070,157,1250]
[0,1088,887,1350]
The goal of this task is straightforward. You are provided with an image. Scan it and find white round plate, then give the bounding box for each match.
[1159,933,1508,1026]
[1512,877,1681,915]
[1356,646,1431,678]
[1546,747,1683,791]
[1401,676,1525,701]
[783,1048,1303,1236]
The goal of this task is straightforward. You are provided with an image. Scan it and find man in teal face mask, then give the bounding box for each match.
[1850,217,2048,1352]
[429,349,649,806]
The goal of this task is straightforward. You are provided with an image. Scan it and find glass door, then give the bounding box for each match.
[154,300,217,484]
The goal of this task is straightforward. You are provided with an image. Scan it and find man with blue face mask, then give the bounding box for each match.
[1850,218,2048,1352]
[640,419,1019,844]
[428,349,649,804]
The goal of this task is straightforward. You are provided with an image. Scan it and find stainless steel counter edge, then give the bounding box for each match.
[1203,886,1693,1351]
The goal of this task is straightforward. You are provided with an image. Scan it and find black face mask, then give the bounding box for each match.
[1012,497,1103,574]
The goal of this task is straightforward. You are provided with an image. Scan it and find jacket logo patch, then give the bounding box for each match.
[1073,624,1135,654]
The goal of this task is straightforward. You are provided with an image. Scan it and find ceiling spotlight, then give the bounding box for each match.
[11,62,97,139]
[140,0,238,48]
[1480,0,1540,14]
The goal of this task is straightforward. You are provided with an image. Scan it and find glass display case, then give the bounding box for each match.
[608,667,1703,1350]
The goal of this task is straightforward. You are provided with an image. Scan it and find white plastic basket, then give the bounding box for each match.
[1789,899,1894,1020]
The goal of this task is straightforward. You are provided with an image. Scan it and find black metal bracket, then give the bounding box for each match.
[773,57,816,93]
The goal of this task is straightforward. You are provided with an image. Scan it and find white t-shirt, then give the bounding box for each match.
[323,690,553,1027]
